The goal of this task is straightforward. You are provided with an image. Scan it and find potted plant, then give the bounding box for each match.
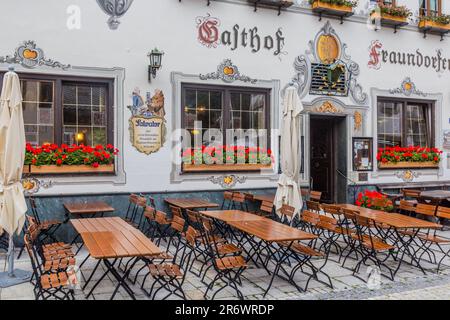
[182,145,273,173]
[310,0,358,16]
[23,143,118,174]
[419,13,450,32]
[355,190,394,212]
[377,146,442,169]
[370,2,411,26]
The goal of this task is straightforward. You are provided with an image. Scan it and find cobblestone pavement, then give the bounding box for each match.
[1,229,450,300]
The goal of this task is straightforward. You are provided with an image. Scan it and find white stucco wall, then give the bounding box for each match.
[1,0,450,195]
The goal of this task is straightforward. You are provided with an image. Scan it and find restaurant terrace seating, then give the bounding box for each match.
[28,196,63,243]
[221,191,234,210]
[309,191,322,202]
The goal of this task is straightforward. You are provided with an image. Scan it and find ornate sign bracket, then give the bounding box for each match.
[0,40,70,70]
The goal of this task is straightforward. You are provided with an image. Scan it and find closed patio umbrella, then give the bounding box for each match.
[0,67,30,287]
[274,86,303,221]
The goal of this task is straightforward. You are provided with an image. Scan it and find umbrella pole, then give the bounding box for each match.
[0,232,31,288]
[7,235,14,276]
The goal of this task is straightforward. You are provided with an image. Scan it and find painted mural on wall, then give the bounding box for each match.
[195,13,287,59]
[128,88,166,155]
[368,40,450,74]
[96,0,134,30]
[0,40,70,70]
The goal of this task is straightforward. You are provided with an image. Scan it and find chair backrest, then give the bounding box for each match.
[300,188,309,197]
[183,225,198,247]
[354,215,373,228]
[415,203,437,217]
[260,200,274,215]
[301,210,320,226]
[280,204,295,219]
[26,216,41,243]
[437,206,450,220]
[306,200,321,212]
[223,191,233,201]
[244,193,254,202]
[232,192,245,203]
[318,214,338,230]
[143,206,156,221]
[310,191,322,202]
[23,234,43,281]
[186,209,201,227]
[402,189,421,199]
[341,208,359,220]
[155,211,170,225]
[147,196,156,209]
[27,196,41,223]
[398,200,416,212]
[371,197,388,208]
[171,215,186,233]
[170,205,183,219]
[321,203,341,216]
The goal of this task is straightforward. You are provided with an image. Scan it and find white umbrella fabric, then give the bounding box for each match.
[274,86,303,221]
[0,67,30,287]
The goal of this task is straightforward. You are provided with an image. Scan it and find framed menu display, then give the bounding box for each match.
[352,137,373,171]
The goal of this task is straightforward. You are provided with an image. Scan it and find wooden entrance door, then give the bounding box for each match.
[310,117,334,203]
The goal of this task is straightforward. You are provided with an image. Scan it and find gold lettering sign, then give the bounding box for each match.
[317,35,339,64]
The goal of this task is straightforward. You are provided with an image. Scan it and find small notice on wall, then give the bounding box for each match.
[128,88,166,155]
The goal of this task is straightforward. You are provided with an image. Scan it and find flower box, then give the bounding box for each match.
[370,11,408,27]
[378,161,439,169]
[311,1,354,18]
[23,164,115,175]
[182,163,272,173]
[418,20,450,33]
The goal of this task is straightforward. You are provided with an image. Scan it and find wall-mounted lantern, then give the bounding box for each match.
[148,48,164,82]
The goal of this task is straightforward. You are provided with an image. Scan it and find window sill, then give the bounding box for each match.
[378,161,439,170]
[182,163,273,173]
[23,164,115,175]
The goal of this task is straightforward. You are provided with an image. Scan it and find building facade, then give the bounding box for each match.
[1,0,450,224]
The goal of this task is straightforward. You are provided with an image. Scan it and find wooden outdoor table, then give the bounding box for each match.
[64,201,115,217]
[339,204,441,229]
[420,190,450,200]
[164,198,219,210]
[71,217,162,300]
[228,219,317,242]
[252,194,275,203]
[199,210,265,222]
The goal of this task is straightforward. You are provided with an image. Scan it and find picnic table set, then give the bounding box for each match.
[14,188,450,300]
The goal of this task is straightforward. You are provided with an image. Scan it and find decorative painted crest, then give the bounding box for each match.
[96,0,134,30]
[286,21,367,105]
[208,175,247,188]
[21,177,53,194]
[354,111,363,131]
[314,101,343,114]
[395,170,420,182]
[200,59,258,84]
[127,88,167,155]
[389,77,427,97]
[0,41,70,70]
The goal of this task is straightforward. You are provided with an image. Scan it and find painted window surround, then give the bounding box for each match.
[170,72,280,184]
[0,65,127,186]
[370,87,443,179]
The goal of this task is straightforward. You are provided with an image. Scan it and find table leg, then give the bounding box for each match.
[105,258,138,300]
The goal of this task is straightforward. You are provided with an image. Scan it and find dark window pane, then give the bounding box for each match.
[93,107,106,126]
[92,86,106,106]
[23,103,38,124]
[39,82,53,103]
[63,126,77,145]
[21,80,37,102]
[230,93,240,111]
[197,91,209,110]
[39,105,53,124]
[38,126,54,145]
[78,106,92,125]
[78,86,92,105]
[63,105,77,125]
[77,127,92,145]
[63,85,77,104]
[93,127,107,145]
[210,91,222,110]
[377,101,402,148]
